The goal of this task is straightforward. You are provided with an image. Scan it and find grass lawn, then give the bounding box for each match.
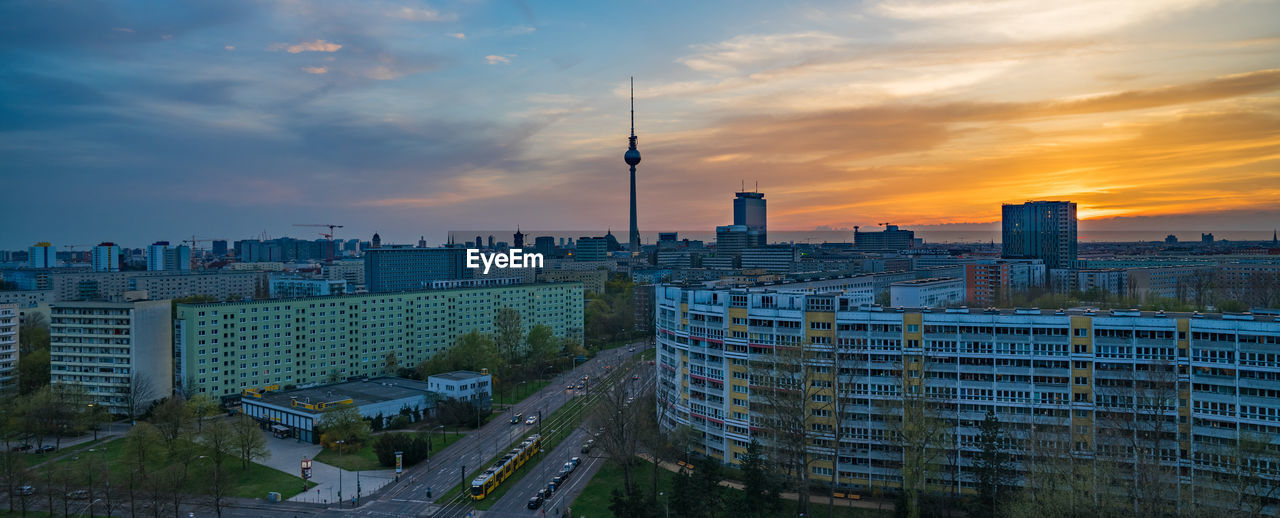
[35,437,315,500]
[314,430,465,471]
[574,461,890,517]
[493,379,550,408]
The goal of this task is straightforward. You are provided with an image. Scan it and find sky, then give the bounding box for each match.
[2,0,1278,249]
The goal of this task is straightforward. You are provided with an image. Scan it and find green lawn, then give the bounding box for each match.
[573,461,890,518]
[36,437,315,500]
[494,379,550,408]
[314,430,465,471]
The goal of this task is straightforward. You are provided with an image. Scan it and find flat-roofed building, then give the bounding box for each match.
[49,300,172,415]
[240,376,433,443]
[890,277,964,308]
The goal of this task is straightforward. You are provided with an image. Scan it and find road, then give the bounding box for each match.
[483,350,658,518]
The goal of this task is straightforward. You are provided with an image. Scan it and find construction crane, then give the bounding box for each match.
[182,236,227,270]
[294,223,344,263]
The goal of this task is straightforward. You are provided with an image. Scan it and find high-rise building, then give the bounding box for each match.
[574,237,609,262]
[533,236,556,258]
[655,285,1280,512]
[363,246,468,293]
[624,78,642,252]
[174,282,583,398]
[1002,201,1077,270]
[211,240,229,258]
[715,225,762,257]
[0,304,18,389]
[91,242,121,272]
[27,242,56,268]
[147,241,191,271]
[854,224,915,251]
[733,190,767,245]
[50,300,173,414]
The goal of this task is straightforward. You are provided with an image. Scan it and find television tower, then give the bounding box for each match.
[624,77,642,252]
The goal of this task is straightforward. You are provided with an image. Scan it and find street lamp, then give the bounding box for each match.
[660,491,669,518]
[336,439,345,503]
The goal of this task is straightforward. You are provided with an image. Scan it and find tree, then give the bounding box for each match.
[588,371,645,493]
[755,341,834,516]
[16,347,49,395]
[415,331,503,379]
[199,418,236,517]
[186,393,220,433]
[372,433,432,467]
[494,307,524,365]
[883,392,951,518]
[152,396,191,453]
[82,403,112,440]
[16,312,48,353]
[124,374,158,422]
[123,422,161,517]
[317,406,371,452]
[384,351,400,376]
[971,410,1013,518]
[525,324,558,364]
[1096,360,1180,517]
[735,439,782,518]
[230,414,270,469]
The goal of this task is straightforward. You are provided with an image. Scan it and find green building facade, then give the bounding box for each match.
[174,283,583,398]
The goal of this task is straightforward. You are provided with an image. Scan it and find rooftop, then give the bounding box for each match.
[249,376,431,413]
[427,370,489,382]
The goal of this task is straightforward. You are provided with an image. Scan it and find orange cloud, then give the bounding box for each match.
[270,39,342,53]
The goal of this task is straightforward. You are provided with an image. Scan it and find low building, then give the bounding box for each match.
[240,377,433,443]
[49,300,172,415]
[537,268,608,295]
[890,277,965,308]
[0,304,18,389]
[426,370,492,410]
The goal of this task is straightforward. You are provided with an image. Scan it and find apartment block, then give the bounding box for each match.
[655,285,1280,513]
[537,268,608,295]
[174,283,583,399]
[49,300,173,414]
[890,277,964,308]
[0,304,18,389]
[50,270,267,302]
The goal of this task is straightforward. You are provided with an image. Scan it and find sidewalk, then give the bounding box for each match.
[635,452,894,512]
[258,432,397,504]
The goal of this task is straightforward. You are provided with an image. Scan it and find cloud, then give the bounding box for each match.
[390,6,457,22]
[224,45,236,51]
[485,54,512,65]
[302,66,328,74]
[448,33,466,40]
[874,0,1218,41]
[270,39,342,53]
[677,31,847,75]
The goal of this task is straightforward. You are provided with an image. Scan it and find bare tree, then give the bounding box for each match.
[881,391,951,518]
[199,418,236,517]
[125,374,158,422]
[587,370,645,492]
[230,414,270,469]
[1095,360,1180,517]
[754,341,835,516]
[123,422,162,518]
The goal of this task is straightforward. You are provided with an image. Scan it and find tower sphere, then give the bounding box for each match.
[624,147,641,166]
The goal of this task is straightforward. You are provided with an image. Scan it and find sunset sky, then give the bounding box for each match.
[2,0,1278,248]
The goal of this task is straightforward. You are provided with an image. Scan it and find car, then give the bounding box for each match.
[566,383,575,390]
[648,360,655,366]
[580,442,592,454]
[628,346,635,352]
[17,485,34,496]
[626,397,634,405]
[510,413,522,425]
[527,495,543,510]
[546,481,557,495]
[35,445,55,454]
[562,461,575,473]
[537,488,549,499]
[554,472,568,485]
[576,382,585,389]
[10,444,31,452]
[526,415,538,425]
[632,374,639,380]
[570,457,581,469]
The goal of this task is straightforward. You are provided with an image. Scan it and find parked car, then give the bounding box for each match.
[580,442,592,454]
[17,485,34,496]
[35,445,55,454]
[10,444,31,452]
[554,472,568,485]
[510,413,522,425]
[576,382,585,389]
[527,495,543,510]
[525,415,538,425]
[562,461,576,473]
[546,481,556,495]
[569,457,581,469]
[537,488,549,499]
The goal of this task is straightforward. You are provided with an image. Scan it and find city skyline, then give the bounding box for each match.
[3,0,1279,249]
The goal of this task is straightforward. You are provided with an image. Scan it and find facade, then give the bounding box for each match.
[890,277,965,308]
[0,289,53,309]
[147,242,191,272]
[1076,269,1129,296]
[92,243,122,272]
[269,275,347,298]
[574,237,609,262]
[655,285,1280,513]
[1125,266,1214,301]
[733,191,767,245]
[49,300,173,414]
[50,270,266,302]
[1002,201,1078,270]
[426,370,492,408]
[240,377,432,443]
[0,304,18,389]
[740,246,798,273]
[854,225,915,251]
[715,225,763,257]
[537,268,608,295]
[965,260,1044,307]
[174,282,583,398]
[364,247,468,292]
[28,242,56,268]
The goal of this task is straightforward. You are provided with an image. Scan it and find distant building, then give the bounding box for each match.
[147,242,191,272]
[854,224,915,251]
[965,259,1045,306]
[27,243,56,268]
[538,269,608,295]
[364,247,468,293]
[740,246,798,273]
[1002,201,1077,270]
[513,228,525,249]
[533,236,556,258]
[50,300,173,415]
[92,242,121,272]
[1201,233,1214,244]
[50,270,267,302]
[716,225,762,256]
[575,237,609,262]
[426,370,492,410]
[733,190,767,245]
[240,377,433,443]
[211,240,229,258]
[1165,234,1178,244]
[0,304,18,389]
[269,275,347,298]
[890,277,965,307]
[1076,269,1128,296]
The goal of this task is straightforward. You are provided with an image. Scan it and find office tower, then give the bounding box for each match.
[487,235,495,249]
[174,282,583,397]
[91,242,121,272]
[363,246,469,292]
[854,224,916,251]
[534,236,556,258]
[211,239,229,258]
[715,225,762,256]
[50,300,173,414]
[1001,201,1077,270]
[0,304,17,389]
[27,242,56,268]
[739,245,797,273]
[575,237,609,262]
[654,285,1280,512]
[147,241,191,271]
[624,77,642,252]
[733,190,767,245]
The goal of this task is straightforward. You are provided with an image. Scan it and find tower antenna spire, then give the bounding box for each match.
[630,77,635,138]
